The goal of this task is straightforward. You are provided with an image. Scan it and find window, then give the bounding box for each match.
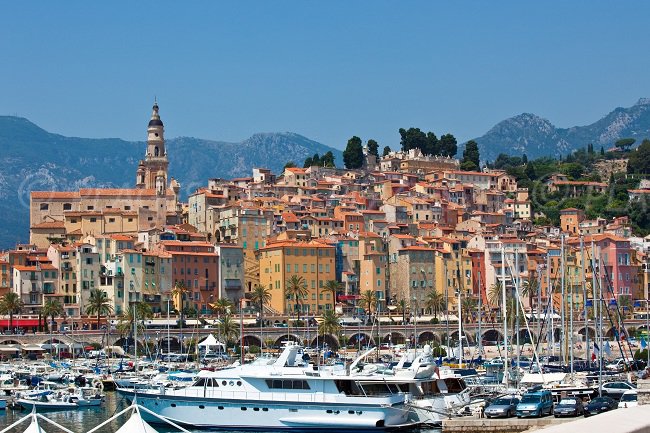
[90,218,97,223]
[63,203,72,211]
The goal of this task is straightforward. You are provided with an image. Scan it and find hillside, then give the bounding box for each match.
[474,98,650,161]
[0,116,341,248]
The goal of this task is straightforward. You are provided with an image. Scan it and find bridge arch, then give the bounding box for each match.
[345,332,374,348]
[273,334,302,348]
[450,330,474,344]
[310,334,339,350]
[158,336,182,352]
[418,331,440,345]
[481,329,503,344]
[577,327,597,338]
[382,331,407,345]
[242,335,262,348]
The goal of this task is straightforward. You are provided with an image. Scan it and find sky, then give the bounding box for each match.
[1,1,650,150]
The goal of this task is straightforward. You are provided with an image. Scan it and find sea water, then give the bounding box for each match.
[0,392,441,433]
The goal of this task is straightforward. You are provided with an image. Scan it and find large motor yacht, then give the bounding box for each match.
[117,343,412,430]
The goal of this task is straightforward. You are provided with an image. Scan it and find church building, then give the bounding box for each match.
[29,103,182,248]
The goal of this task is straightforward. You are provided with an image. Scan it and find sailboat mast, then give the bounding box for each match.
[478,271,482,357]
[560,234,566,366]
[581,235,589,366]
[501,244,508,388]
[515,245,520,376]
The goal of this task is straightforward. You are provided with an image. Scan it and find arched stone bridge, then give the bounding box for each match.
[1,320,646,352]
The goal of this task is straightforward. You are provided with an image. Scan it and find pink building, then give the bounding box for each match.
[594,234,641,301]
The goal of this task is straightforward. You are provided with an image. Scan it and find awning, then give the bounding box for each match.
[0,346,20,352]
[242,318,257,325]
[144,319,178,326]
[437,314,459,322]
[339,317,362,325]
[313,317,325,324]
[378,317,394,324]
[414,316,434,323]
[22,344,45,351]
[185,319,202,326]
[0,319,40,327]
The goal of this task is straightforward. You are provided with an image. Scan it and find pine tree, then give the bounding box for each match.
[461,140,480,171]
[343,136,364,169]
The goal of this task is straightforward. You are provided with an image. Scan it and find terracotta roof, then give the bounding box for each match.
[79,188,158,197]
[31,191,79,199]
[31,221,65,229]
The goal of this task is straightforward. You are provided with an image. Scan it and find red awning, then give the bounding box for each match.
[0,319,41,327]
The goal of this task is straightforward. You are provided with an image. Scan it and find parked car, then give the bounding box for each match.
[600,381,636,399]
[553,397,584,417]
[484,397,519,418]
[516,390,554,418]
[605,358,645,371]
[618,390,638,408]
[584,396,618,417]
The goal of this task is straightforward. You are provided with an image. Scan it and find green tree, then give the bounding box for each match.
[322,280,341,309]
[286,275,308,322]
[359,290,378,315]
[283,161,297,170]
[303,156,313,168]
[250,285,272,325]
[85,289,114,329]
[343,136,364,169]
[461,140,480,171]
[628,139,650,174]
[0,292,24,331]
[524,162,537,180]
[439,133,458,157]
[615,138,636,151]
[425,290,446,319]
[117,302,153,336]
[42,299,64,332]
[367,139,379,157]
[382,146,391,157]
[172,281,191,329]
[321,151,335,167]
[600,146,605,156]
[560,162,584,180]
[461,297,477,323]
[396,298,409,323]
[210,297,233,319]
[218,314,239,346]
[318,309,341,337]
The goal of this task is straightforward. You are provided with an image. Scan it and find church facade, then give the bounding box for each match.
[30,103,182,248]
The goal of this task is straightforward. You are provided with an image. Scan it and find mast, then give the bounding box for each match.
[478,271,483,358]
[515,245,520,376]
[581,235,589,367]
[133,303,138,373]
[501,244,508,388]
[546,250,552,358]
[560,234,567,365]
[569,270,574,375]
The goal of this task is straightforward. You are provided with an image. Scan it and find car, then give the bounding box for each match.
[583,396,618,417]
[553,397,584,417]
[605,358,645,372]
[618,390,638,408]
[600,381,636,399]
[484,397,519,418]
[516,390,554,418]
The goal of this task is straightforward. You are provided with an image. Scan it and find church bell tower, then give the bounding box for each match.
[136,101,169,194]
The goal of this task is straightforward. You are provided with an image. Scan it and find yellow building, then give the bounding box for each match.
[258,240,336,316]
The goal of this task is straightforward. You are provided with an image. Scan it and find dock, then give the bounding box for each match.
[442,416,572,433]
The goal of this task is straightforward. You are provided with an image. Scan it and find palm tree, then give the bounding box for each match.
[521,275,540,311]
[172,281,191,329]
[42,299,64,332]
[85,289,113,330]
[318,309,341,337]
[461,297,477,323]
[210,297,233,319]
[219,314,239,346]
[0,292,24,331]
[359,290,377,316]
[487,283,502,308]
[396,298,409,324]
[322,280,342,310]
[117,302,153,336]
[250,285,272,324]
[425,290,446,319]
[285,275,308,322]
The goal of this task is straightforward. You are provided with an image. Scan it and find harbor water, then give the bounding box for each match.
[1,391,441,433]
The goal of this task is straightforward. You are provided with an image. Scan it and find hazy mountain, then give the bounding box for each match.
[0,116,341,248]
[474,98,650,161]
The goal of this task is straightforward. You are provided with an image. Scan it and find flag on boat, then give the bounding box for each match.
[604,340,612,356]
[641,337,647,349]
[593,341,600,356]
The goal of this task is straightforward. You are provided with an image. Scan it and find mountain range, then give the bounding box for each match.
[1,98,649,248]
[0,116,341,248]
[473,98,650,161]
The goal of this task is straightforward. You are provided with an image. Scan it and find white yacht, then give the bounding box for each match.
[118,343,411,430]
[348,346,471,426]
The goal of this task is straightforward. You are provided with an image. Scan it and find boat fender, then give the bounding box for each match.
[92,379,104,390]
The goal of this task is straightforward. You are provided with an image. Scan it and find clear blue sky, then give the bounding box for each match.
[1,1,649,150]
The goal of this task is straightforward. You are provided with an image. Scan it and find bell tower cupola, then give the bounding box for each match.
[139,100,169,191]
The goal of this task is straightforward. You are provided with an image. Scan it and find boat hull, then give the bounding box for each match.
[118,389,411,430]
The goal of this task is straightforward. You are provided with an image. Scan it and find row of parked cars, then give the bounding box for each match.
[485,383,638,419]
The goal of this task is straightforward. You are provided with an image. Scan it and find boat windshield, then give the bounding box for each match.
[521,395,540,403]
